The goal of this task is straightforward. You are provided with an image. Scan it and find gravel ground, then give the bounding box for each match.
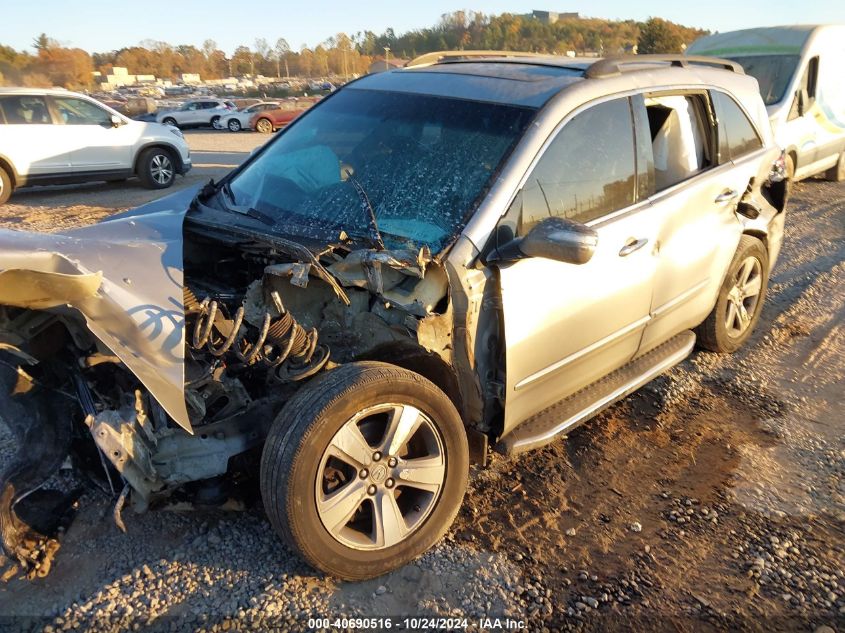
[0,149,842,633]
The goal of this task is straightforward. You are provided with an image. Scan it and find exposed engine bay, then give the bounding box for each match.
[0,204,466,577]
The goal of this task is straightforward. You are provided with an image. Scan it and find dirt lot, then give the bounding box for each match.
[0,134,842,633]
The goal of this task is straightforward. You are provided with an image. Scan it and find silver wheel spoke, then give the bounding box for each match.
[373,491,408,548]
[738,301,751,328]
[726,299,739,332]
[383,405,424,455]
[738,258,755,287]
[327,422,373,468]
[318,480,367,531]
[397,455,445,493]
[742,274,762,299]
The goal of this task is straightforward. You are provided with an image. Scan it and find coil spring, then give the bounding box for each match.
[186,288,328,380]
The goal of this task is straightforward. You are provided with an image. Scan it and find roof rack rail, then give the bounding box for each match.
[406,50,551,68]
[586,54,744,79]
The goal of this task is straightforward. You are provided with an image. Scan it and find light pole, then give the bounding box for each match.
[384,46,390,72]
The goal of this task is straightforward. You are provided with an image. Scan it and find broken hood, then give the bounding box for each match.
[0,187,198,432]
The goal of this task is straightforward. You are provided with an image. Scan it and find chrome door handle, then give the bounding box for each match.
[715,189,739,203]
[619,238,649,257]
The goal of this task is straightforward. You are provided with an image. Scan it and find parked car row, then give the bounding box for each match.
[148,98,314,133]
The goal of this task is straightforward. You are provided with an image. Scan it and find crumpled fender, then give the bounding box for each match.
[0,207,192,432]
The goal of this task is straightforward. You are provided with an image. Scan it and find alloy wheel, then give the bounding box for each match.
[150,154,174,185]
[725,256,763,337]
[315,403,446,550]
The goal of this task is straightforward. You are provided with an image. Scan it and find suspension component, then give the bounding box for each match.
[186,288,329,380]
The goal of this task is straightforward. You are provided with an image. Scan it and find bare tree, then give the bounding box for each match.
[274,38,291,78]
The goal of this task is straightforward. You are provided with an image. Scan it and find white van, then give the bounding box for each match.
[688,25,845,182]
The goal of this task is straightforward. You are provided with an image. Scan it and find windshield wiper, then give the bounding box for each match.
[217,181,275,226]
[345,174,385,250]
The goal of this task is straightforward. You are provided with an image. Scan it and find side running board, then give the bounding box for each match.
[497,330,696,455]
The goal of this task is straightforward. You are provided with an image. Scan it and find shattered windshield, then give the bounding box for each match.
[726,55,800,105]
[226,88,536,251]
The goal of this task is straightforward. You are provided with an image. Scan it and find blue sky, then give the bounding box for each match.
[3,0,844,54]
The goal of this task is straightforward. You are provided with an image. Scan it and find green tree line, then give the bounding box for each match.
[0,14,706,90]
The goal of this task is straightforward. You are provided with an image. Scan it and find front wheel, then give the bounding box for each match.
[227,119,242,132]
[696,235,769,353]
[162,117,178,128]
[255,118,273,134]
[260,362,469,580]
[210,115,221,129]
[137,148,176,189]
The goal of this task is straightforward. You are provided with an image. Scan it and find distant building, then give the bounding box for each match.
[181,73,202,84]
[95,66,159,91]
[532,10,579,24]
[367,58,408,74]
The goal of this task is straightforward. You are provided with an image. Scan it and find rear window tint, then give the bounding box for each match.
[0,95,52,124]
[712,91,763,161]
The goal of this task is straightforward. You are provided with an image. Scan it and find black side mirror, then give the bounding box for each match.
[516,216,598,264]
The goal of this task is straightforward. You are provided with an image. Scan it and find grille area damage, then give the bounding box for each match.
[0,204,452,577]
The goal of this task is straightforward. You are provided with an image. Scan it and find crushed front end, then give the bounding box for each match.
[0,194,453,577]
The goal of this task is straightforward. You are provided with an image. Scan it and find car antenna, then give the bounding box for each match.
[345,170,386,250]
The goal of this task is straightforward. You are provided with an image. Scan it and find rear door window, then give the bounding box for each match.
[711,91,763,162]
[642,93,715,191]
[517,97,637,234]
[0,95,52,124]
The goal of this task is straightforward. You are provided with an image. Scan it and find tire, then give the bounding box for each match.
[255,118,273,134]
[137,147,176,189]
[696,235,769,353]
[162,117,178,128]
[0,167,11,206]
[210,115,221,129]
[227,119,242,132]
[825,151,845,182]
[260,361,469,580]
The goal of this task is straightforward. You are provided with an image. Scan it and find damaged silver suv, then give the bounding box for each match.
[0,52,787,580]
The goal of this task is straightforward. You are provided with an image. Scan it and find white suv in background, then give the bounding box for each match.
[155,98,237,129]
[0,88,192,205]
